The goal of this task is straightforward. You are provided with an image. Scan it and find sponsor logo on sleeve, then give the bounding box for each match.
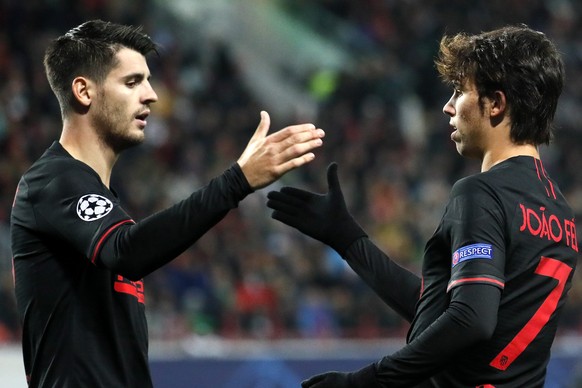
[114,275,145,304]
[77,194,113,221]
[452,243,493,267]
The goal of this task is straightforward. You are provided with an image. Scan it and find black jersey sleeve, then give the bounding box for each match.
[360,283,501,386]
[446,176,506,292]
[348,177,506,385]
[343,238,421,322]
[29,162,134,262]
[27,159,252,281]
[96,163,253,280]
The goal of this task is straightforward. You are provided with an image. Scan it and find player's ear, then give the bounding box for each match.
[71,77,93,108]
[489,90,507,118]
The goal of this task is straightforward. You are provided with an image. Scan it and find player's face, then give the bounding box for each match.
[443,79,489,159]
[91,48,158,153]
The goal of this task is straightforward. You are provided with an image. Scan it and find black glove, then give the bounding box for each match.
[301,364,379,388]
[301,372,354,388]
[266,162,367,255]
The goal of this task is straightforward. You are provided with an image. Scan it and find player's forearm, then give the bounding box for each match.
[98,164,253,279]
[356,284,500,386]
[343,238,421,322]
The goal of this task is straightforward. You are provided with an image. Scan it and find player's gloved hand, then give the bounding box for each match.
[301,364,379,388]
[301,371,353,388]
[266,162,367,255]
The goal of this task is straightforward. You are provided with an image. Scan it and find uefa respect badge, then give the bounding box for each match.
[452,243,493,267]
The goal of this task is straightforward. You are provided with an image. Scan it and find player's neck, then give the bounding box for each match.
[481,143,539,172]
[59,119,117,188]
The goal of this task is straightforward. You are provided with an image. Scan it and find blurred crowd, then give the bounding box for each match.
[1,0,582,344]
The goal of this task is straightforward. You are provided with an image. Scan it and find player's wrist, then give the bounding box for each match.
[348,363,381,387]
[230,162,255,195]
[327,216,367,255]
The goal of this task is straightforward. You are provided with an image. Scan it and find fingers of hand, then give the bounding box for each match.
[284,126,325,150]
[270,124,324,151]
[266,189,307,212]
[268,123,322,142]
[278,138,324,163]
[326,162,341,192]
[266,199,296,216]
[240,124,323,188]
[256,126,323,173]
[271,153,316,175]
[250,111,271,142]
[270,210,305,229]
[279,186,317,201]
[301,373,328,388]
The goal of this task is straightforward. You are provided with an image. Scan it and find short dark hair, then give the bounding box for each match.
[435,24,564,146]
[44,20,158,116]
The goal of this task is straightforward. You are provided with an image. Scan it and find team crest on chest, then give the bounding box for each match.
[77,194,113,221]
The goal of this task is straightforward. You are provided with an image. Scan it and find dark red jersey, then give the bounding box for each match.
[344,156,578,387]
[11,142,252,387]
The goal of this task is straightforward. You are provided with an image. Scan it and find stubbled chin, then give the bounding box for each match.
[107,132,145,153]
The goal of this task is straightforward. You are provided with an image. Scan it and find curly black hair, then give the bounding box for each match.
[435,24,563,146]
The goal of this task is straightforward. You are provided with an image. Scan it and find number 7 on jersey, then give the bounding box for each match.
[490,257,572,370]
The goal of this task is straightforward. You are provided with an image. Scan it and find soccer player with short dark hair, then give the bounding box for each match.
[11,20,325,387]
[267,25,578,387]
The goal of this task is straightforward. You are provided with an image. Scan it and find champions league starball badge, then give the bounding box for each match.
[77,194,113,221]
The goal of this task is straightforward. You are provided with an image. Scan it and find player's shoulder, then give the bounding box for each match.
[452,156,537,196]
[22,142,102,195]
[26,142,79,172]
[451,172,492,197]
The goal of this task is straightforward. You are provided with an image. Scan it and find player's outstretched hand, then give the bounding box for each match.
[301,364,379,388]
[267,162,367,255]
[237,111,325,190]
[301,371,353,388]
